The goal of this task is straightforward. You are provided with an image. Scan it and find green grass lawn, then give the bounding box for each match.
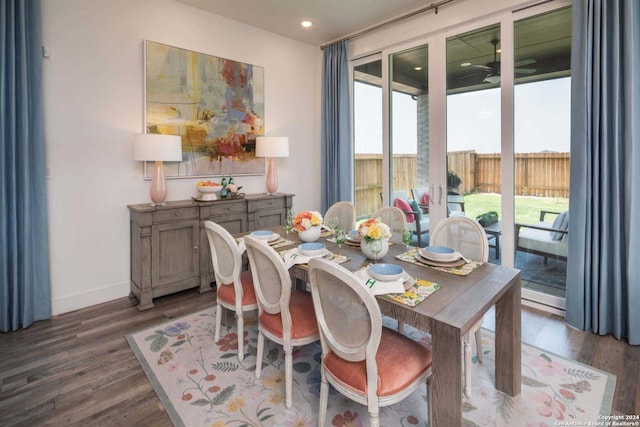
[462,193,569,225]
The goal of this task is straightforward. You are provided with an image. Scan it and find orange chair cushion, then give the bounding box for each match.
[323,327,432,397]
[216,270,256,306]
[259,291,318,339]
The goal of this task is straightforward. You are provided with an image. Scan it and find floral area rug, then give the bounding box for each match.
[126,307,615,427]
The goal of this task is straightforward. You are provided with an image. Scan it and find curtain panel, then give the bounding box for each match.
[0,0,51,331]
[567,0,639,344]
[321,41,352,213]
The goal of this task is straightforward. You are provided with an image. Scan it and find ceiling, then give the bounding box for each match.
[176,0,432,46]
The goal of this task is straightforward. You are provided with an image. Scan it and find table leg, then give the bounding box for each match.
[495,276,521,395]
[431,321,462,426]
[495,234,500,259]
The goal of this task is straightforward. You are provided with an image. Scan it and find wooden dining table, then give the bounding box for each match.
[243,226,521,426]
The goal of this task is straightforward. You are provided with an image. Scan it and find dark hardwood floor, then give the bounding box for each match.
[0,290,638,426]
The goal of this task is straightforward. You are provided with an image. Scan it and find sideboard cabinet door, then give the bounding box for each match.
[151,220,200,292]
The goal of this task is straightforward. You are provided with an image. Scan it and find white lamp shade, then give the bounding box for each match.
[255,136,289,158]
[133,134,183,162]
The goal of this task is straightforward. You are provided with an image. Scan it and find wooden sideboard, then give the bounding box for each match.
[128,193,294,310]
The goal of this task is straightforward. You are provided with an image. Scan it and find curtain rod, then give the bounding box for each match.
[320,0,456,50]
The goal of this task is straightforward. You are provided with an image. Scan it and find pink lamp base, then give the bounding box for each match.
[266,157,278,194]
[150,160,168,205]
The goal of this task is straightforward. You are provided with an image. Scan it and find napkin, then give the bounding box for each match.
[280,248,328,269]
[354,269,406,296]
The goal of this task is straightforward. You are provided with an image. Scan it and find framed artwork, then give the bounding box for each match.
[144,40,265,178]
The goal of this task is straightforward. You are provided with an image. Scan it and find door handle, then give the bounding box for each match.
[439,185,443,206]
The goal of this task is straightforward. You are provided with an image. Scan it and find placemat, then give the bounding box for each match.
[386,278,442,306]
[396,248,483,276]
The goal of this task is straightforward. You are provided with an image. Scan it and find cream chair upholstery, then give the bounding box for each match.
[371,206,407,244]
[307,258,433,427]
[204,221,257,362]
[430,216,488,398]
[323,201,356,231]
[244,235,320,409]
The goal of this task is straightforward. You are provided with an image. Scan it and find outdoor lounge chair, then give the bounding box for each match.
[515,210,569,264]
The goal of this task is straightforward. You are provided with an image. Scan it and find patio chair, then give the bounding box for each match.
[411,186,430,214]
[244,235,320,409]
[371,206,407,244]
[430,216,488,398]
[515,210,568,264]
[391,191,429,247]
[204,221,257,362]
[323,200,356,232]
[307,257,433,427]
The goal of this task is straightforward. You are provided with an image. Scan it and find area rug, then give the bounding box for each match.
[126,307,615,427]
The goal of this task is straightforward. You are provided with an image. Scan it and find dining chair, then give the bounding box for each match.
[323,200,356,231]
[430,215,488,397]
[204,221,257,362]
[307,257,433,427]
[371,206,407,244]
[244,235,320,409]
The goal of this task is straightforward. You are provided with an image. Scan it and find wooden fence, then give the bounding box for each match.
[354,151,570,218]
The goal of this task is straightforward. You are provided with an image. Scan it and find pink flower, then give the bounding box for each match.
[528,390,566,420]
[529,355,565,377]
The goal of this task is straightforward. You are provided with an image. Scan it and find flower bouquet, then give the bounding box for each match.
[293,211,323,242]
[358,218,392,260]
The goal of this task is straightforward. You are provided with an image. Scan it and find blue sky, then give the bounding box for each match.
[355,77,571,155]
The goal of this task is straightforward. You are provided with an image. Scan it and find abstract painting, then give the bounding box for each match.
[144,40,265,178]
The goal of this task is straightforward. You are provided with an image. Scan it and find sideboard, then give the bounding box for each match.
[128,193,294,310]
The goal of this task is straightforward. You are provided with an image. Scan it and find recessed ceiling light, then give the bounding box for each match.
[301,21,312,28]
[461,62,471,67]
[496,48,502,53]
[414,66,423,71]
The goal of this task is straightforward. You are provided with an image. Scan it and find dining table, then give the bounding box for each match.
[239,226,521,426]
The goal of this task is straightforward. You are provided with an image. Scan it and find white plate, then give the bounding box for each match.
[415,252,466,267]
[267,233,281,243]
[296,248,332,259]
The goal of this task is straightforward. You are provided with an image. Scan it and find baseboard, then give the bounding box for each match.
[51,281,130,316]
[522,297,566,317]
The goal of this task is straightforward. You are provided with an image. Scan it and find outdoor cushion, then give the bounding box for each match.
[550,211,569,241]
[422,192,430,205]
[519,222,569,257]
[408,200,422,220]
[393,198,414,223]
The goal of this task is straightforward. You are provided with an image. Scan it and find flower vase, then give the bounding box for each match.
[298,226,321,243]
[361,239,389,261]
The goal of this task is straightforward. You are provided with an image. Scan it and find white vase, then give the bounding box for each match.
[298,226,321,243]
[361,239,389,261]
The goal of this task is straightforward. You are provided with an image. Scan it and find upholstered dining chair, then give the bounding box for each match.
[430,216,488,397]
[244,235,320,409]
[307,257,433,427]
[204,221,257,362]
[323,200,356,231]
[371,206,407,244]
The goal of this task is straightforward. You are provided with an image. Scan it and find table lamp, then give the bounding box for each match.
[255,136,289,194]
[134,133,183,205]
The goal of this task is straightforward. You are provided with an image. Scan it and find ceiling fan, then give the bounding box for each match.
[461,39,537,83]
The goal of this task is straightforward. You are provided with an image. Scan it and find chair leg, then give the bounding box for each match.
[475,328,483,363]
[463,333,472,398]
[214,303,222,343]
[236,313,244,362]
[318,370,329,427]
[255,329,264,379]
[369,413,380,427]
[284,348,293,409]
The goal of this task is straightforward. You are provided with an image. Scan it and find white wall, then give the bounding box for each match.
[41,0,321,314]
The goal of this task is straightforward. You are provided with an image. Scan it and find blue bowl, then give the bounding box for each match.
[348,229,361,241]
[368,263,404,281]
[299,242,326,256]
[251,230,274,240]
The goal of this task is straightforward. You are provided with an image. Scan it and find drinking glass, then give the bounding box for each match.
[283,208,295,236]
[335,228,346,256]
[402,229,413,252]
[370,239,382,263]
[328,216,339,235]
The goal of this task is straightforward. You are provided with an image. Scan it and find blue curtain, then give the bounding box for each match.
[321,41,352,213]
[1,0,51,331]
[566,0,640,345]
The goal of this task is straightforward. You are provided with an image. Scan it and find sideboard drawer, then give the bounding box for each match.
[153,207,199,223]
[252,198,286,211]
[205,202,247,217]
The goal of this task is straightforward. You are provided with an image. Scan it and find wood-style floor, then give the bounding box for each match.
[0,290,638,426]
